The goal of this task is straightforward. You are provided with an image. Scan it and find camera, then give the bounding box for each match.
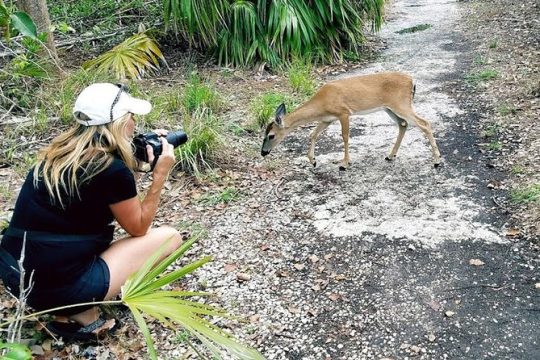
[133,130,188,163]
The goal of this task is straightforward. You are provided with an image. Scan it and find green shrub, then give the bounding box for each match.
[465,69,498,85]
[287,57,315,97]
[511,184,540,204]
[182,73,221,115]
[250,91,294,129]
[164,0,385,68]
[199,187,241,205]
[176,109,222,175]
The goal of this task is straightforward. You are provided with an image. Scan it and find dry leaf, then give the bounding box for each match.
[259,243,270,251]
[312,284,321,291]
[41,339,52,351]
[309,255,319,263]
[224,263,237,272]
[334,274,346,281]
[294,263,305,271]
[328,293,341,301]
[469,259,485,266]
[276,271,289,278]
[505,228,520,237]
[288,306,300,314]
[428,299,441,311]
[249,314,260,323]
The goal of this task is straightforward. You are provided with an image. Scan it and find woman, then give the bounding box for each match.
[0,83,182,340]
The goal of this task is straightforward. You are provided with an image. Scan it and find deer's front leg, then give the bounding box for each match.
[337,116,351,170]
[308,121,331,167]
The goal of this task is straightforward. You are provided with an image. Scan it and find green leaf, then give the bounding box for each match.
[9,12,37,39]
[120,230,264,359]
[0,342,32,360]
[127,306,157,360]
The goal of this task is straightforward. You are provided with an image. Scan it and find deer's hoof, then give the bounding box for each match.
[434,162,441,168]
[385,155,395,162]
[313,161,317,168]
[339,165,347,171]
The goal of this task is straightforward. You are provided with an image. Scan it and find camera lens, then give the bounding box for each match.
[165,131,188,148]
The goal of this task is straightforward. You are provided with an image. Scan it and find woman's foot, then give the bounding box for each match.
[46,316,117,341]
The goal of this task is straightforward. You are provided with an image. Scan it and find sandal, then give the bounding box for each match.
[46,316,118,342]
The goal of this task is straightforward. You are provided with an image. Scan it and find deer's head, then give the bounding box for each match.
[261,103,288,156]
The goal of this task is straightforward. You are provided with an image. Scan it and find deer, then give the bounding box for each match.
[260,71,442,170]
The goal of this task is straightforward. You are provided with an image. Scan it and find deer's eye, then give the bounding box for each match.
[268,134,275,140]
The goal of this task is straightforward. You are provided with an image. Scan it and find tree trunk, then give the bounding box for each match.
[15,0,60,63]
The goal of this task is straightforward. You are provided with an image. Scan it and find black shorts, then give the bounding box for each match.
[1,253,110,316]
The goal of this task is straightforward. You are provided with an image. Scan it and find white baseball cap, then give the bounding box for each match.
[73,83,152,126]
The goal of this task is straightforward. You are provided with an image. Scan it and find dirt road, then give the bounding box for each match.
[189,0,539,359]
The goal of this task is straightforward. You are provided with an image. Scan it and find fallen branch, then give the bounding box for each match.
[6,233,35,345]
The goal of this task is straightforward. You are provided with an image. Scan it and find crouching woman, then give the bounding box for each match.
[0,83,182,341]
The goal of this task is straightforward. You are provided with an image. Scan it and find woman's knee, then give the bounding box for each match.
[152,226,182,253]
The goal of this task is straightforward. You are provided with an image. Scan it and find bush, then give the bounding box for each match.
[176,109,222,175]
[164,0,385,68]
[250,91,294,129]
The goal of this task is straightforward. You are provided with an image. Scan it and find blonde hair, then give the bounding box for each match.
[34,113,137,208]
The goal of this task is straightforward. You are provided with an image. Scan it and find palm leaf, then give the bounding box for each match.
[83,32,167,80]
[121,232,264,359]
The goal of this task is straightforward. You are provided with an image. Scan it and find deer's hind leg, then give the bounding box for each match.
[384,109,408,162]
[337,115,351,171]
[391,106,442,167]
[308,121,331,167]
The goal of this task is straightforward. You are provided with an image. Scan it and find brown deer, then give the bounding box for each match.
[260,72,441,170]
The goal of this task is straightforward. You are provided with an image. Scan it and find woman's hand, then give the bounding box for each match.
[147,136,176,178]
[144,129,174,166]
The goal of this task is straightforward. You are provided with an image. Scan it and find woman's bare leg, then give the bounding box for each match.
[65,226,182,326]
[100,226,182,300]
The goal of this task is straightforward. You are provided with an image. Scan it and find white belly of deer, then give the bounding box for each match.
[349,107,384,116]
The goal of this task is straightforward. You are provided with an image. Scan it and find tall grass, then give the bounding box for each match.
[176,109,222,175]
[249,91,294,129]
[286,57,315,97]
[182,73,222,115]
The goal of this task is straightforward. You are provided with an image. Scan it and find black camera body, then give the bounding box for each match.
[133,131,188,163]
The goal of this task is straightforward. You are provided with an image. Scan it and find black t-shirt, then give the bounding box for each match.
[9,157,137,234]
[1,157,137,286]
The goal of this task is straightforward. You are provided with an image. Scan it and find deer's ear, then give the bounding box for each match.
[275,103,286,127]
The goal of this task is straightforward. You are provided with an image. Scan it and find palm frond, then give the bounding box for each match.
[164,0,227,48]
[83,32,167,80]
[121,231,263,359]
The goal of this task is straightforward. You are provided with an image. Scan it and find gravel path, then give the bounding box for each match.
[183,0,539,359]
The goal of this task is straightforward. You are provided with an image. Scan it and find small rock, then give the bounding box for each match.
[445,310,455,317]
[30,345,44,356]
[236,273,251,282]
[469,258,485,266]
